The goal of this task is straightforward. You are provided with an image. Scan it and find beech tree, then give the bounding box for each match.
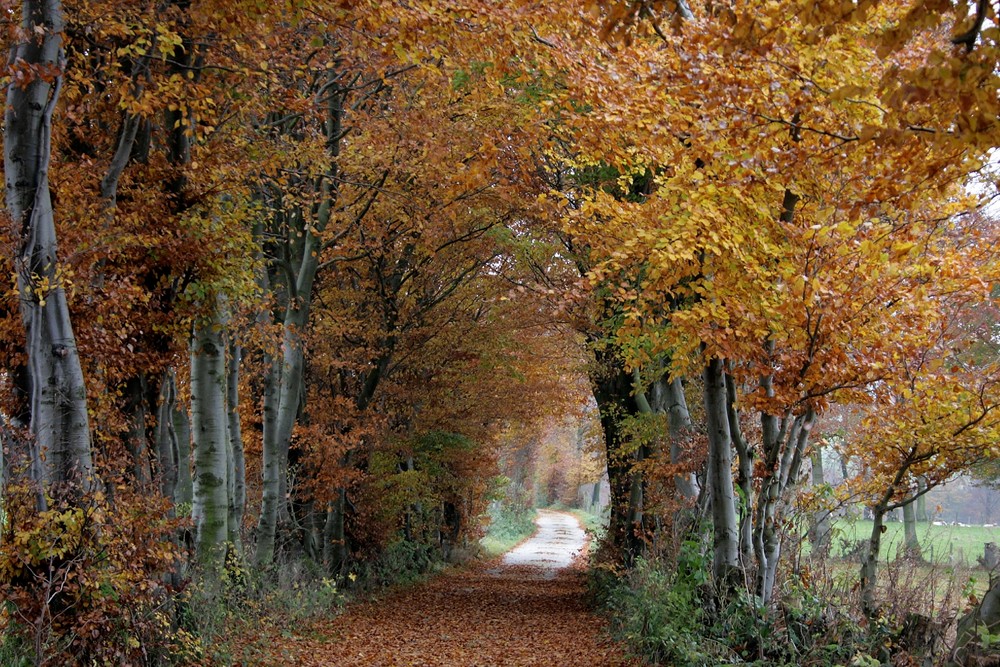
[4,0,1000,661]
[4,0,92,500]
[519,0,1000,599]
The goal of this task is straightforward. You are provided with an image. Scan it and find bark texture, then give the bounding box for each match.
[703,358,739,588]
[227,340,246,548]
[5,0,93,499]
[191,307,231,568]
[256,73,346,566]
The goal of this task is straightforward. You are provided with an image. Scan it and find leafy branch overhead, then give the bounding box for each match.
[1,0,999,664]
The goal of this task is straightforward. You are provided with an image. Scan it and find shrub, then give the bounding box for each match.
[0,483,182,666]
[601,540,718,665]
[597,539,907,666]
[354,538,442,589]
[480,505,537,556]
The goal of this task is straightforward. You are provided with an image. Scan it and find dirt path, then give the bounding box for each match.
[501,510,587,572]
[271,510,630,666]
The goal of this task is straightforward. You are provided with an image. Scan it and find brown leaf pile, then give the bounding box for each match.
[262,561,634,666]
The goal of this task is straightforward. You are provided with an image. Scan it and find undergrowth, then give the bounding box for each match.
[353,539,446,589]
[203,535,454,664]
[480,505,538,556]
[567,506,608,537]
[594,536,954,666]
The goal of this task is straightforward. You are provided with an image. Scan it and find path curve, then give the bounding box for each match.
[264,510,631,666]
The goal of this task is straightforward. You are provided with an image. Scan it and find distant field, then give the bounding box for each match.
[824,519,1000,567]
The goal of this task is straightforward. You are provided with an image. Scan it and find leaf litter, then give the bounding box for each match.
[263,512,633,666]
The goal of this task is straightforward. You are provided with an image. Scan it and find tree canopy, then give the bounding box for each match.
[1,0,999,663]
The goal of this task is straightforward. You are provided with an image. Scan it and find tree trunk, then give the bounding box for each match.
[808,446,831,556]
[860,447,920,617]
[703,358,739,589]
[256,354,281,564]
[725,372,754,564]
[589,345,643,565]
[630,370,658,549]
[662,377,697,501]
[325,488,349,576]
[902,498,921,559]
[190,307,231,571]
[257,318,307,565]
[753,401,815,602]
[122,376,152,485]
[5,0,93,502]
[171,374,194,506]
[256,72,346,567]
[156,370,179,503]
[861,499,889,617]
[916,476,928,522]
[227,340,245,549]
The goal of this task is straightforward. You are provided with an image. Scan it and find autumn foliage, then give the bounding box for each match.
[1,0,999,663]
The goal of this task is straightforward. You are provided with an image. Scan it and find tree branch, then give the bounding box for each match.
[952,0,990,52]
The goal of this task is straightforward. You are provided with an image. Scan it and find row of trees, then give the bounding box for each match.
[526,1,1000,658]
[418,0,1000,624]
[0,1,593,662]
[2,0,1000,662]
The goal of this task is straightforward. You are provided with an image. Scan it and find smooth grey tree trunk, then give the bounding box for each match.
[227,341,245,549]
[663,377,697,501]
[190,305,231,570]
[257,354,282,565]
[256,73,346,567]
[171,374,194,506]
[916,476,928,521]
[5,0,93,501]
[703,358,739,588]
[257,312,308,565]
[725,373,754,564]
[156,370,179,502]
[902,498,921,559]
[754,408,814,602]
[808,446,831,556]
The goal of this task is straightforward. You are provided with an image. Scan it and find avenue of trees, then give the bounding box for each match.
[1,0,999,664]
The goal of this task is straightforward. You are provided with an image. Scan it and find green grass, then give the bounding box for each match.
[479,508,538,557]
[478,505,608,557]
[566,507,608,539]
[827,518,1000,566]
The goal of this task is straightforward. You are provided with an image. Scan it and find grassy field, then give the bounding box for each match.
[825,518,1000,567]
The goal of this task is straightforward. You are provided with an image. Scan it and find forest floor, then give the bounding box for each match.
[259,510,633,666]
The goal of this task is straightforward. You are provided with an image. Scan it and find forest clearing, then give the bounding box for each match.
[2,0,1000,665]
